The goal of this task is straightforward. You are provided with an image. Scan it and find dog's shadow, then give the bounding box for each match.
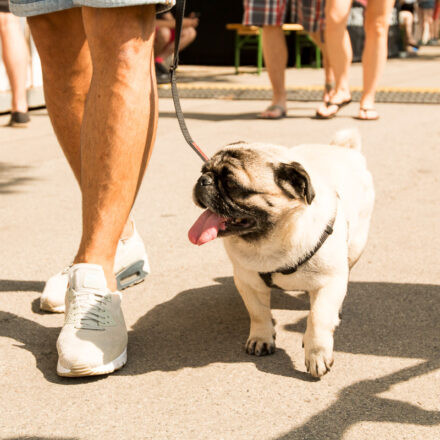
[123,276,309,380]
[0,277,309,384]
[1,278,439,387]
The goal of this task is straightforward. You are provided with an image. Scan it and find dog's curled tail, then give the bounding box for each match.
[330,128,362,152]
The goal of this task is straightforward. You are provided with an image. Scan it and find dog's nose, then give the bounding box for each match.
[198,173,214,186]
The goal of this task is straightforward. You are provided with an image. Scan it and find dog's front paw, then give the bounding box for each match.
[246,337,275,356]
[303,331,334,378]
[245,335,275,356]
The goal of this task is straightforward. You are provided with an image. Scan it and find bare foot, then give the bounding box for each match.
[258,104,287,119]
[356,108,379,121]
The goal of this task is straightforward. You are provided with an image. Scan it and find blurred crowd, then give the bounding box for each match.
[243,0,440,121]
[0,0,439,127]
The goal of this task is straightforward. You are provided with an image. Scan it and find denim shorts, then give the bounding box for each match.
[418,0,435,9]
[10,0,174,17]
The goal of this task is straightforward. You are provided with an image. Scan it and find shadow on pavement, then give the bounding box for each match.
[0,279,45,292]
[158,109,333,122]
[276,280,440,439]
[275,359,440,439]
[5,438,78,440]
[159,111,261,121]
[0,162,35,194]
[1,279,439,423]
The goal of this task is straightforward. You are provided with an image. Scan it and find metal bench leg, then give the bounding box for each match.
[234,33,240,74]
[315,45,321,69]
[295,33,301,68]
[257,29,263,74]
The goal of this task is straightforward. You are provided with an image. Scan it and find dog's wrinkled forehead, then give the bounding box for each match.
[203,147,267,178]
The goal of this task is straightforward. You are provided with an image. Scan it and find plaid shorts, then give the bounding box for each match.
[243,0,325,33]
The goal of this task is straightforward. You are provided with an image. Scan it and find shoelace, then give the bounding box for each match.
[68,290,112,329]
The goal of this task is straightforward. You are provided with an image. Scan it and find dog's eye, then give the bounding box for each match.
[224,179,238,191]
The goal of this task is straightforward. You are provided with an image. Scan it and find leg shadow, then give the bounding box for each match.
[121,276,304,380]
[275,360,440,439]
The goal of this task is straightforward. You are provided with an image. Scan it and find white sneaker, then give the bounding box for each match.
[40,225,150,313]
[56,264,128,377]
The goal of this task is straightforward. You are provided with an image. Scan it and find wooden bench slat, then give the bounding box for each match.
[226,23,304,32]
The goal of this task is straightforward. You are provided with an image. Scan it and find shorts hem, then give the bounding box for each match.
[10,0,173,17]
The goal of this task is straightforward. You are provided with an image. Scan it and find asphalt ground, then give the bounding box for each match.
[0,61,439,439]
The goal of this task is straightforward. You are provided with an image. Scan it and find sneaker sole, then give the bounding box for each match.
[56,348,127,377]
[116,255,150,291]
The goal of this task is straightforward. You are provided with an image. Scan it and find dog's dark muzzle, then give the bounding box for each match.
[194,172,217,209]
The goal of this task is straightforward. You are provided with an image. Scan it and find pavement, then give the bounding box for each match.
[0,47,439,440]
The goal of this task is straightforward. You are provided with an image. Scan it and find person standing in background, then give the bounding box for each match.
[243,0,333,119]
[0,3,30,127]
[315,0,395,121]
[399,0,419,56]
[418,0,436,44]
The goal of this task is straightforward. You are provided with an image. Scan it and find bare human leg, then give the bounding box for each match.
[0,13,29,113]
[259,25,287,119]
[358,0,395,120]
[399,10,417,51]
[28,9,90,182]
[28,9,139,243]
[309,31,335,103]
[315,0,352,118]
[75,5,158,289]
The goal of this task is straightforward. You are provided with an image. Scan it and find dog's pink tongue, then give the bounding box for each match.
[188,209,225,246]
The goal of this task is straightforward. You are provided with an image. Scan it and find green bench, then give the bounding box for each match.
[226,23,322,74]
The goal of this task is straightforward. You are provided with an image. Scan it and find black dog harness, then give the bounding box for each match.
[259,214,336,288]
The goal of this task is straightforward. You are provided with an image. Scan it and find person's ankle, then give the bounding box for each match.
[120,218,134,241]
[12,101,28,114]
[271,95,286,108]
[359,96,375,109]
[12,107,28,114]
[73,256,117,291]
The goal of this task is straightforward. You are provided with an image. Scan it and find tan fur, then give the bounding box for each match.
[210,129,374,378]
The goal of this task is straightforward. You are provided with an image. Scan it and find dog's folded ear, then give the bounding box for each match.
[274,161,315,204]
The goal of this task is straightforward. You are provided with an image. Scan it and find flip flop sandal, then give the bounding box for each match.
[315,98,352,120]
[355,108,380,121]
[258,104,287,120]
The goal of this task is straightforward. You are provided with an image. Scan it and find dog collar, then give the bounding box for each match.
[258,214,337,289]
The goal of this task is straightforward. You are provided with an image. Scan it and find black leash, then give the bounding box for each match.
[168,0,209,163]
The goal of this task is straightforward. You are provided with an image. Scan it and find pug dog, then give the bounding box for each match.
[188,129,374,378]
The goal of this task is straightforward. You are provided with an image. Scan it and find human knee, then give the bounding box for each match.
[325,8,349,29]
[398,11,411,26]
[184,26,197,43]
[364,13,390,39]
[157,27,171,42]
[154,27,171,52]
[85,8,156,75]
[28,13,62,37]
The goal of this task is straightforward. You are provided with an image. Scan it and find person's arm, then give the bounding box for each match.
[155,12,199,29]
[155,12,175,28]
